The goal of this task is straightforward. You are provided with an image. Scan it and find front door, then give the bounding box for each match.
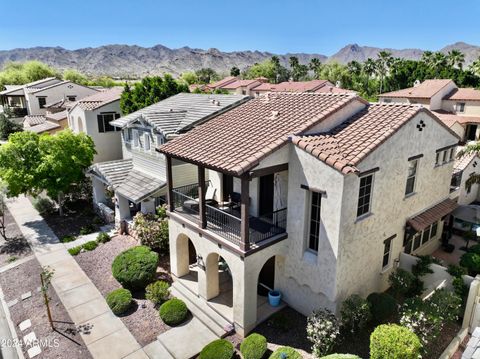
[259,174,274,217]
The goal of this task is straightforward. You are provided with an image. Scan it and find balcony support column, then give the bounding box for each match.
[166,156,174,212]
[240,175,250,252]
[198,166,207,229]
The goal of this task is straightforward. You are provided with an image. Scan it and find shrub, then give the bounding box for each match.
[68,245,82,256]
[240,333,267,359]
[159,298,188,326]
[112,246,159,291]
[389,268,423,299]
[145,280,170,305]
[411,255,435,277]
[156,204,167,219]
[199,339,234,359]
[82,240,98,251]
[370,324,421,359]
[428,289,462,323]
[460,252,480,276]
[32,197,54,214]
[269,346,302,359]
[61,235,76,243]
[79,224,96,235]
[453,276,469,299]
[340,294,371,333]
[468,244,480,254]
[400,297,439,347]
[97,232,111,243]
[106,288,132,315]
[367,292,397,323]
[320,355,362,359]
[306,308,340,357]
[447,264,467,277]
[92,216,103,225]
[132,212,169,253]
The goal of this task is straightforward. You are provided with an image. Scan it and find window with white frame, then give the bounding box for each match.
[357,174,373,217]
[307,191,322,252]
[144,133,151,151]
[404,221,440,254]
[405,159,418,196]
[133,130,139,147]
[456,102,466,113]
[123,128,133,142]
[156,134,165,146]
[382,236,393,269]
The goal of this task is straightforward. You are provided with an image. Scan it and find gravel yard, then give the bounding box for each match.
[0,208,32,266]
[74,235,172,346]
[0,258,91,359]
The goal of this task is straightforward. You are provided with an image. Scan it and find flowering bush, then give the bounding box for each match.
[340,294,371,333]
[307,308,340,357]
[132,212,169,253]
[389,268,423,299]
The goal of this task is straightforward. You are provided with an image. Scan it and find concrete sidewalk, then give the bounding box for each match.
[6,196,148,359]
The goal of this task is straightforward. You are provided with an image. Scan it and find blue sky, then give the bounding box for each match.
[1,0,479,55]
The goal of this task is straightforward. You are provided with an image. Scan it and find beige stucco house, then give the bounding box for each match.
[68,87,123,163]
[450,151,480,205]
[158,92,459,336]
[379,79,480,143]
[87,93,248,225]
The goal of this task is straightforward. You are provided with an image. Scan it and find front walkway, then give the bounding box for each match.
[6,196,148,359]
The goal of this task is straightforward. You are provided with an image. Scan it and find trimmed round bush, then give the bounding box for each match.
[269,346,302,359]
[367,292,397,323]
[97,232,111,243]
[199,339,234,359]
[240,333,267,359]
[106,288,132,315]
[321,355,362,359]
[112,246,159,291]
[146,280,170,305]
[370,324,421,359]
[159,298,188,326]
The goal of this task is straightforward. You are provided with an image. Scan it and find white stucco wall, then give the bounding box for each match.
[457,155,480,205]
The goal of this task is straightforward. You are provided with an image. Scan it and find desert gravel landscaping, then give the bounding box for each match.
[74,234,173,346]
[0,208,32,266]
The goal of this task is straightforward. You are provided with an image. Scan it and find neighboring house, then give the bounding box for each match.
[379,79,480,143]
[68,87,124,163]
[23,110,68,135]
[0,77,99,118]
[87,93,249,225]
[450,151,480,205]
[158,92,459,336]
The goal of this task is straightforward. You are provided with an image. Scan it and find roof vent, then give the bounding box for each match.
[335,81,341,88]
[414,79,421,87]
[270,110,280,119]
[216,100,220,106]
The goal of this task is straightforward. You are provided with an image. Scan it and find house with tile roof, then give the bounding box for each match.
[379,79,480,143]
[23,110,68,135]
[68,87,124,163]
[87,93,249,225]
[158,91,459,336]
[0,78,99,120]
[450,150,480,205]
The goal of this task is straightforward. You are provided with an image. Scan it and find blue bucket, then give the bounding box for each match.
[268,290,281,307]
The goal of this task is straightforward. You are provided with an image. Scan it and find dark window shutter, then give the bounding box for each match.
[97,115,104,133]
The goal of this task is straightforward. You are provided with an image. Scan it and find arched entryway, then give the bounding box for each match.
[256,255,284,323]
[258,256,276,296]
[205,252,233,321]
[174,234,199,294]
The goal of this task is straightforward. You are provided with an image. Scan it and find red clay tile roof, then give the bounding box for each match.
[433,110,480,125]
[444,88,480,101]
[158,92,364,175]
[407,198,458,232]
[379,79,454,99]
[207,76,237,89]
[253,80,332,93]
[220,80,262,90]
[292,103,428,174]
[46,110,68,122]
[74,87,123,111]
[454,150,478,174]
[315,85,356,94]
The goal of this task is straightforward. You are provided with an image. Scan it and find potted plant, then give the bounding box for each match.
[268,290,282,307]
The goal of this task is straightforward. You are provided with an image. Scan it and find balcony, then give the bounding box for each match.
[171,183,287,249]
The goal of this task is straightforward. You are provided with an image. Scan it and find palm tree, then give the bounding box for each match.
[432,52,447,78]
[309,58,322,79]
[470,57,480,77]
[447,50,465,70]
[375,51,393,93]
[362,58,376,95]
[421,51,434,67]
[347,61,362,76]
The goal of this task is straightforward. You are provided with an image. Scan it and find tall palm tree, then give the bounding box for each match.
[376,51,393,93]
[432,52,447,78]
[469,57,480,77]
[309,58,322,79]
[347,61,362,76]
[447,50,465,70]
[421,51,434,67]
[363,58,376,95]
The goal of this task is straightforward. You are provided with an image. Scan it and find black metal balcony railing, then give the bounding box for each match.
[171,186,287,248]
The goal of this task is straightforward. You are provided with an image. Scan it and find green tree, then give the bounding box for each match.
[0,61,58,87]
[119,75,189,115]
[447,50,465,70]
[0,114,22,140]
[0,130,95,215]
[289,56,309,81]
[180,71,198,85]
[63,69,88,85]
[375,51,393,93]
[230,66,240,77]
[195,68,218,84]
[469,57,480,77]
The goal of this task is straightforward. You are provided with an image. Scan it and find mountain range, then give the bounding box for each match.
[0,42,479,78]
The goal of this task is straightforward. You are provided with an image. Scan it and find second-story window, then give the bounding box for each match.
[405,159,418,196]
[38,97,47,108]
[97,112,120,133]
[382,236,393,269]
[144,133,151,151]
[456,102,466,113]
[307,191,322,252]
[357,174,373,217]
